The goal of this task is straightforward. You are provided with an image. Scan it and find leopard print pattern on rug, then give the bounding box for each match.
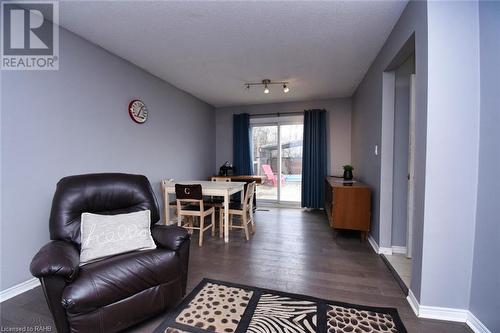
[327,305,399,333]
[174,282,253,333]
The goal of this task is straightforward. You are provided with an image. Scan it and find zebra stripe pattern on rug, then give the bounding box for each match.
[247,294,317,333]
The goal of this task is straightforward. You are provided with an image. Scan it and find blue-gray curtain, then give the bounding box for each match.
[301,109,327,208]
[233,113,253,175]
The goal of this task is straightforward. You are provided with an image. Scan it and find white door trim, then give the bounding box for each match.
[379,71,396,248]
[406,74,416,258]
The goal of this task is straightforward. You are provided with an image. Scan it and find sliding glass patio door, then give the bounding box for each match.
[250,115,303,204]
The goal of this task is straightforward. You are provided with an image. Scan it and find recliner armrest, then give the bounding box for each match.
[152,225,190,251]
[30,241,80,281]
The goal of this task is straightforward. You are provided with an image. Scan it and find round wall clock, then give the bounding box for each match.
[128,99,148,124]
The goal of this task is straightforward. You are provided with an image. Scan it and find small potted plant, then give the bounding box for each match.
[342,165,354,181]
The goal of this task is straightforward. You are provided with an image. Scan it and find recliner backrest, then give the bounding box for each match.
[49,173,160,245]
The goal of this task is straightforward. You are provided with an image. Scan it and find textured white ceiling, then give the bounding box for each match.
[58,1,407,107]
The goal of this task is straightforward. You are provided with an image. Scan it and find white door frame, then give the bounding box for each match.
[380,71,417,256]
[379,71,396,250]
[406,74,417,258]
[277,123,282,202]
[250,115,303,205]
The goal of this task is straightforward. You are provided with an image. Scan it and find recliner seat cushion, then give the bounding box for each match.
[62,248,180,314]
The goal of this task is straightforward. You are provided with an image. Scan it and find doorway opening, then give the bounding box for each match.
[380,47,416,291]
[250,115,303,205]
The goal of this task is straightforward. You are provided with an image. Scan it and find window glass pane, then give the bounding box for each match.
[251,121,303,204]
[280,124,303,202]
[252,125,278,201]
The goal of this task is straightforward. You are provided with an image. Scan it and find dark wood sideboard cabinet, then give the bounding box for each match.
[324,177,371,240]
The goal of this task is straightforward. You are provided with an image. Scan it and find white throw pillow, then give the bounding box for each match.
[79,210,156,266]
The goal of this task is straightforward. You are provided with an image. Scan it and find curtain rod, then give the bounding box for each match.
[249,111,303,118]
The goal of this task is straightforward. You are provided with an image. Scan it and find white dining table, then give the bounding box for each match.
[161,180,246,243]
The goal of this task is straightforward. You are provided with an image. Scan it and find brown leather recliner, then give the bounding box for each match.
[30,173,190,333]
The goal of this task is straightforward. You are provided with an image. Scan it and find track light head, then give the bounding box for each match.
[283,84,290,93]
[262,79,271,94]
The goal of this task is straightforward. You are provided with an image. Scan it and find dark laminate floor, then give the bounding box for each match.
[1,208,471,333]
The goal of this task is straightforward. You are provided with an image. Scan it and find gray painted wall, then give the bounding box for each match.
[469,1,500,331]
[0,27,215,291]
[352,0,496,321]
[391,55,414,247]
[351,0,427,299]
[215,99,351,176]
[420,0,480,309]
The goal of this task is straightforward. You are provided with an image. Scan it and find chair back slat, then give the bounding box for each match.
[244,182,256,210]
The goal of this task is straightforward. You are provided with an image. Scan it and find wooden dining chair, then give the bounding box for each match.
[205,177,231,238]
[175,184,215,246]
[162,179,179,224]
[220,182,256,240]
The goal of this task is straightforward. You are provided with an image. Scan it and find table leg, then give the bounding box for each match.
[224,193,229,243]
[240,187,245,204]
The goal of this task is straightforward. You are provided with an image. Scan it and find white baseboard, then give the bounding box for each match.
[367,236,409,256]
[418,305,469,322]
[367,234,379,253]
[391,246,407,254]
[406,289,420,316]
[378,246,393,255]
[0,277,40,303]
[467,312,492,333]
[406,289,491,333]
[370,238,490,333]
[367,235,393,255]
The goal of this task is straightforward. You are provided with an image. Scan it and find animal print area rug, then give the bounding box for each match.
[154,279,407,333]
